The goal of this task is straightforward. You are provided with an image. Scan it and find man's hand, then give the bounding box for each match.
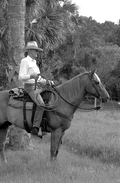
[46,80,54,86]
[30,73,39,80]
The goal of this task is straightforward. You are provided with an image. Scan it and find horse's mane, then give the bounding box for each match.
[56,71,89,101]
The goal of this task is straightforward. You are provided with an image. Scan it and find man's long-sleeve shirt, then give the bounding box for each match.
[19,55,46,85]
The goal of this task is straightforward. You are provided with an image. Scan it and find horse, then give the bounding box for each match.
[0,70,109,164]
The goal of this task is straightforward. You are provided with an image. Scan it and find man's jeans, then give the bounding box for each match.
[24,83,44,128]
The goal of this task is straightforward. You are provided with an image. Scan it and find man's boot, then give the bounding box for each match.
[31,106,44,136]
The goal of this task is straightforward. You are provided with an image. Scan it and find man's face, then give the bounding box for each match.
[30,49,38,59]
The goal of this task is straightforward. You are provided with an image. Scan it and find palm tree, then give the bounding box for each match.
[0,0,45,85]
[7,0,31,149]
[0,0,26,86]
[7,1,25,87]
[25,0,78,50]
[0,0,79,68]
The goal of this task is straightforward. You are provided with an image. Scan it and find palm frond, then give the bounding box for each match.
[63,0,79,15]
[45,0,59,10]
[26,0,46,22]
[26,2,66,50]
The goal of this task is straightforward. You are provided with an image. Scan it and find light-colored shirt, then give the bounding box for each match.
[19,55,46,84]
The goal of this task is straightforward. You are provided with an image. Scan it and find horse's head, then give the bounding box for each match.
[85,70,110,103]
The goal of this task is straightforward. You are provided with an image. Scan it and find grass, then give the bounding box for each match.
[65,108,120,166]
[1,101,120,182]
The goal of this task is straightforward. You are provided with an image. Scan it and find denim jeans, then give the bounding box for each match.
[24,83,44,128]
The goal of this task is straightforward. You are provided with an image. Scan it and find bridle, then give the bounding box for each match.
[90,79,101,100]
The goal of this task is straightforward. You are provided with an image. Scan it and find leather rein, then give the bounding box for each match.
[51,85,101,111]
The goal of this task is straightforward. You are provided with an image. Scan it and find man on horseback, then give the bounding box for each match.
[19,41,54,136]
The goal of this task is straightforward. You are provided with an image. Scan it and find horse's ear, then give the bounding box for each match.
[89,69,96,79]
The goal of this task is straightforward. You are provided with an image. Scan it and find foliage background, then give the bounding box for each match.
[1,0,120,100]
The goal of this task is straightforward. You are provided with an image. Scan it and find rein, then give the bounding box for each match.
[51,85,101,111]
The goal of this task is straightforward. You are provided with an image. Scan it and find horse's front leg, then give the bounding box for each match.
[56,130,65,157]
[50,127,63,160]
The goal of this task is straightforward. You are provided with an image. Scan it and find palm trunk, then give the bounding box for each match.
[7,0,30,149]
[8,0,25,85]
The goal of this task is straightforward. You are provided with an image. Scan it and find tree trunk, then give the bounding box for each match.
[8,0,25,67]
[7,0,30,149]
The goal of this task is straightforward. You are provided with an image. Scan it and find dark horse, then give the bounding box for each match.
[0,70,109,164]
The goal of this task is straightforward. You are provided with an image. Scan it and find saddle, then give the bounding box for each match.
[8,88,49,133]
[9,88,34,109]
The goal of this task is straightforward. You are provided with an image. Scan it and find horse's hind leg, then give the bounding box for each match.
[0,121,11,164]
[50,128,63,160]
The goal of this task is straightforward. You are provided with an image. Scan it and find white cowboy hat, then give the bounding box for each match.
[23,41,43,52]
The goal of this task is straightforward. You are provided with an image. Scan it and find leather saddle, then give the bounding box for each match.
[8,88,49,133]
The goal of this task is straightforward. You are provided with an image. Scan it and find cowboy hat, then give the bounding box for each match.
[23,41,43,52]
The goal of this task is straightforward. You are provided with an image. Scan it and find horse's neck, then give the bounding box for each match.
[58,76,86,108]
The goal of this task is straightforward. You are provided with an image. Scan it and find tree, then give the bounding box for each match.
[7,0,25,86]
[6,0,31,149]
